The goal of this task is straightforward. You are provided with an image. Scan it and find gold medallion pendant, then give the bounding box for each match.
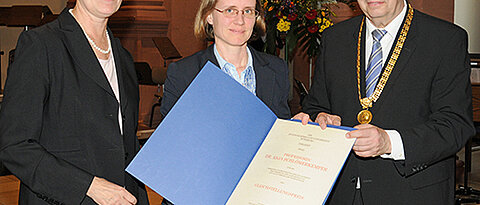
[357,110,373,124]
[354,4,414,124]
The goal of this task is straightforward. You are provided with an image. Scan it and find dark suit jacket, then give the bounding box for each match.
[0,9,148,204]
[303,10,475,204]
[160,45,291,119]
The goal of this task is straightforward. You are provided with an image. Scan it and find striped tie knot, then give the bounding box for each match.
[372,29,387,42]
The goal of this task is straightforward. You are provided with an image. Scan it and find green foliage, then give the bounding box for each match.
[262,0,336,59]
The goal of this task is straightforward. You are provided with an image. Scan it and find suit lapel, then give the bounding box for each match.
[354,18,368,99]
[57,9,116,99]
[111,34,129,114]
[371,10,418,113]
[348,16,367,112]
[203,45,274,105]
[251,48,274,105]
[201,45,220,70]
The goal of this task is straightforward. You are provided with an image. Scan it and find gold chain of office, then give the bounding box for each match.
[356,3,414,124]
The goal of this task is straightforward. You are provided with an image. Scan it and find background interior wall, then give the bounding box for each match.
[0,0,66,90]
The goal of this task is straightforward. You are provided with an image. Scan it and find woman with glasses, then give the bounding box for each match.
[160,0,291,122]
[160,2,289,204]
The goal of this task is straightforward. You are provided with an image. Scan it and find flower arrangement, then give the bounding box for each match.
[262,0,338,59]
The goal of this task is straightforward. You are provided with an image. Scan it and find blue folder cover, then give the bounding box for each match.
[126,61,278,204]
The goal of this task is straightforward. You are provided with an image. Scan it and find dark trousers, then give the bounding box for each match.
[353,188,364,205]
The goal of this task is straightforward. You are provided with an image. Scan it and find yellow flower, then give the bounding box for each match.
[318,18,333,33]
[264,1,268,8]
[276,19,291,32]
[325,20,332,27]
[268,6,273,11]
[319,25,326,33]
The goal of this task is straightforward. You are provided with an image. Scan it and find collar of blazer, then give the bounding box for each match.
[352,11,418,114]
[55,8,128,112]
[201,44,276,106]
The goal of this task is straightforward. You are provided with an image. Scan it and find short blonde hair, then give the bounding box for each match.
[194,0,266,42]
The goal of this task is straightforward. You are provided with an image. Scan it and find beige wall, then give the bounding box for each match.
[454,0,480,53]
[0,0,205,90]
[0,0,66,90]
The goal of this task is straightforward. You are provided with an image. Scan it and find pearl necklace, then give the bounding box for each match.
[85,30,111,54]
[69,9,111,54]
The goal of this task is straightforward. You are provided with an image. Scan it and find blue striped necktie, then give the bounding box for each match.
[366,29,387,97]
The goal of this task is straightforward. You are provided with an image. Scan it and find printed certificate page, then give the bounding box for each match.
[227,119,355,205]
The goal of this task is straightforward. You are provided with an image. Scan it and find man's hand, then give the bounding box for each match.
[292,112,312,125]
[87,177,137,205]
[315,112,341,129]
[292,112,341,129]
[347,124,392,157]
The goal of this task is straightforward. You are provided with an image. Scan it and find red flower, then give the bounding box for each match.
[275,13,283,19]
[287,13,297,21]
[305,9,318,20]
[308,25,319,33]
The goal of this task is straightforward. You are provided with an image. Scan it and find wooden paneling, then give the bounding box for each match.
[0,6,55,27]
[0,175,19,205]
[411,0,454,22]
[0,8,9,26]
[472,84,480,122]
[293,0,455,95]
[0,175,164,204]
[67,0,170,123]
[67,0,169,72]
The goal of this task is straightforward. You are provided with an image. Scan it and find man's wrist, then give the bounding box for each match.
[381,130,405,160]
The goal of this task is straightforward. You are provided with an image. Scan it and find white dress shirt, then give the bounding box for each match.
[70,9,123,135]
[98,51,123,135]
[364,0,407,160]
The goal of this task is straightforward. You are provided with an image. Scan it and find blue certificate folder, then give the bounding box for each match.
[126,61,279,204]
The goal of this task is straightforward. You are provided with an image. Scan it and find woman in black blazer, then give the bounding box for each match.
[0,0,148,204]
[160,0,291,120]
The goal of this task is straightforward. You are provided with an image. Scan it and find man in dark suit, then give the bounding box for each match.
[294,0,475,204]
[0,1,148,204]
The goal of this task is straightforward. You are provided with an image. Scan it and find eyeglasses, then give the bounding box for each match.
[214,7,259,19]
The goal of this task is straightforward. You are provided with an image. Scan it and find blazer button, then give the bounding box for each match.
[125,152,129,160]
